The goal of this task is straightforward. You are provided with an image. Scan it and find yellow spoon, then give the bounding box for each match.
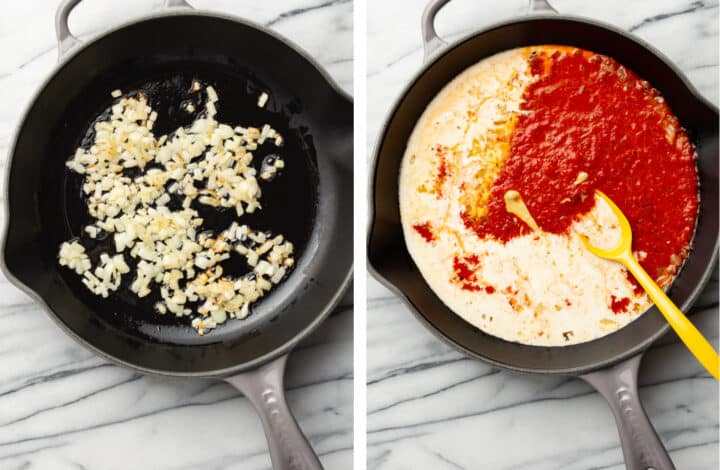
[578,190,719,380]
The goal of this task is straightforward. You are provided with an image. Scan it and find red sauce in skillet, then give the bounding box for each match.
[462,49,698,283]
[412,222,435,242]
[453,254,482,291]
[610,295,631,314]
[434,145,449,198]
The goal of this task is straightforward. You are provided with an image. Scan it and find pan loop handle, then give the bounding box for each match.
[225,354,324,470]
[422,0,558,63]
[421,0,451,63]
[581,354,676,470]
[528,0,558,14]
[55,0,195,61]
[163,0,194,9]
[55,0,83,60]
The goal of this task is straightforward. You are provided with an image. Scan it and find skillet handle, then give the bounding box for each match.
[422,0,558,62]
[55,0,83,59]
[225,354,324,470]
[421,0,451,63]
[55,0,194,60]
[581,354,676,470]
[163,0,194,9]
[527,0,558,14]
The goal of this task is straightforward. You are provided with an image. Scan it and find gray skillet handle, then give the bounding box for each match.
[163,0,193,9]
[421,0,451,62]
[581,354,675,470]
[55,0,194,60]
[225,354,324,470]
[422,0,558,62]
[55,0,83,59]
[527,0,558,14]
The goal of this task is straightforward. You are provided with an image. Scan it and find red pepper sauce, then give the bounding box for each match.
[464,49,698,282]
[412,222,435,242]
[610,295,630,314]
[434,145,449,198]
[453,254,482,291]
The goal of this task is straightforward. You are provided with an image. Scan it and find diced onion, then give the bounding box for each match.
[59,85,294,335]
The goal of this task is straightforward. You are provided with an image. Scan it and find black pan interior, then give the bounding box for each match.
[4,13,353,375]
[368,17,718,374]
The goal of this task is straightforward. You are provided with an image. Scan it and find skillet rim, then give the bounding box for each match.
[1,8,354,378]
[367,14,719,375]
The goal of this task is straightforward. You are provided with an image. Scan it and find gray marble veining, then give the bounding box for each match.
[367,0,718,468]
[0,1,352,469]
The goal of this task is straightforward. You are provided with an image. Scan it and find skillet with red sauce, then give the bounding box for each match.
[368,1,718,469]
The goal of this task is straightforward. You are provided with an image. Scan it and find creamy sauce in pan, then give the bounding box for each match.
[400,46,698,346]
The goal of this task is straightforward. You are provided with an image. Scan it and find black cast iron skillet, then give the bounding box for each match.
[368,1,718,469]
[1,1,352,469]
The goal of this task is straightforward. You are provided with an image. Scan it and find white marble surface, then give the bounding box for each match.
[0,1,352,469]
[367,0,719,468]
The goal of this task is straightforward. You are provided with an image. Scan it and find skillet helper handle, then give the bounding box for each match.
[581,354,675,470]
[225,354,324,470]
[421,0,451,62]
[55,0,83,59]
[422,0,558,62]
[527,0,558,14]
[163,0,194,9]
[55,0,194,60]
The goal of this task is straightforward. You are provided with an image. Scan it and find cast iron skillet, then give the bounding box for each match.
[1,1,352,469]
[368,1,718,469]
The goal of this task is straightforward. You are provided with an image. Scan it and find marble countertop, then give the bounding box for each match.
[0,1,352,469]
[367,0,718,469]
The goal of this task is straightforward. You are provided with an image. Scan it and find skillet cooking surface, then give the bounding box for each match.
[4,13,353,375]
[58,62,319,345]
[368,17,719,374]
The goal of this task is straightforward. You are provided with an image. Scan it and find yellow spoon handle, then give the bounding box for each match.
[620,253,719,380]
